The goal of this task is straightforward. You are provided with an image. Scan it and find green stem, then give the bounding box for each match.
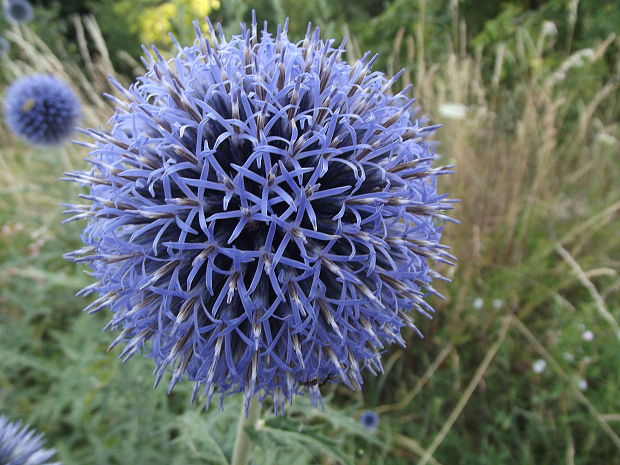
[231,396,260,465]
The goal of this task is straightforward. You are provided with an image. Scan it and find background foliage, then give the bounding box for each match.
[1,0,619,464]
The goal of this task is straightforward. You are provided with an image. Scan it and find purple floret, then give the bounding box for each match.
[0,415,61,465]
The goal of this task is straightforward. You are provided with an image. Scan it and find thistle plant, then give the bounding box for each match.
[359,410,379,432]
[64,16,454,417]
[4,75,80,146]
[0,415,60,465]
[3,0,33,24]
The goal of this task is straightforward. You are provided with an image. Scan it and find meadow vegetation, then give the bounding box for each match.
[0,1,619,464]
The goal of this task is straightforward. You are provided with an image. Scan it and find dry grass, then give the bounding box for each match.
[348,8,620,464]
[0,11,619,465]
[1,15,121,132]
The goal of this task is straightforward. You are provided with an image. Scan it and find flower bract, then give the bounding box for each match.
[0,415,60,465]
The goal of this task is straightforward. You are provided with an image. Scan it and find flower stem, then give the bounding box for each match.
[231,396,260,465]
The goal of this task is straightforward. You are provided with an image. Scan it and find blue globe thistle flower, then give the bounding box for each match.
[359,410,379,432]
[64,16,455,413]
[0,415,61,465]
[3,0,34,24]
[4,74,80,146]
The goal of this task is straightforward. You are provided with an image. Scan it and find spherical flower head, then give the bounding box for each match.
[4,74,80,146]
[0,415,61,465]
[359,410,379,432]
[64,16,455,413]
[0,37,9,56]
[3,0,34,24]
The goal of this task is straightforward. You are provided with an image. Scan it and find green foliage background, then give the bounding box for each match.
[22,0,620,78]
[1,1,620,464]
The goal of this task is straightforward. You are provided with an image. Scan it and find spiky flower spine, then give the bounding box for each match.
[3,0,33,24]
[4,75,80,146]
[0,416,61,465]
[64,17,455,412]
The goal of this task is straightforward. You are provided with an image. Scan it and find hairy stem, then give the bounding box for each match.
[231,396,261,465]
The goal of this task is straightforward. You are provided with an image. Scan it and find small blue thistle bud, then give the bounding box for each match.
[3,0,33,24]
[0,415,61,465]
[64,16,455,413]
[4,75,81,146]
[359,410,379,432]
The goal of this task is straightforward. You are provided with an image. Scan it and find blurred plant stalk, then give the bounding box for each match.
[231,397,261,465]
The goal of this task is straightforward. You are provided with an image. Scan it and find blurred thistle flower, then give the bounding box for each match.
[0,415,61,465]
[64,15,455,412]
[4,74,80,146]
[3,0,34,24]
[577,378,588,391]
[473,297,484,310]
[359,410,379,432]
[0,37,9,56]
[581,330,594,342]
[532,359,546,374]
